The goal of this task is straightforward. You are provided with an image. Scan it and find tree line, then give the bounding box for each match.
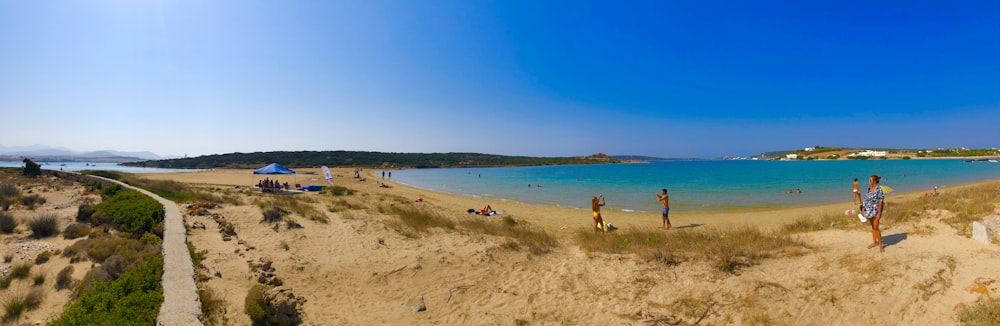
[121,151,619,169]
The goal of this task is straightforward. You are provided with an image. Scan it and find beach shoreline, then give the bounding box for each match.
[131,167,1000,325]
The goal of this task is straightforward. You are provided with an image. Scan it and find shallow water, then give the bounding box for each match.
[390,160,1000,211]
[0,161,203,174]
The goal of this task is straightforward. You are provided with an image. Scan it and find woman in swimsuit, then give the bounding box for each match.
[853,178,862,204]
[591,195,606,233]
[862,175,886,252]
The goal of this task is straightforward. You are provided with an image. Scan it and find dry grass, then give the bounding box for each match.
[780,212,857,234]
[887,182,1000,235]
[199,286,228,326]
[958,297,1000,325]
[576,225,800,273]
[257,196,327,223]
[459,215,557,255]
[2,287,44,322]
[381,203,455,233]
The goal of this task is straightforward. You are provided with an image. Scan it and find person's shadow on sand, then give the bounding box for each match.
[883,233,907,247]
[674,224,703,230]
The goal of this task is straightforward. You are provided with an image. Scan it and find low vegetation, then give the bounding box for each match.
[576,226,801,273]
[50,254,164,325]
[35,251,52,264]
[94,190,164,237]
[0,211,16,233]
[63,223,92,239]
[28,213,60,238]
[257,195,327,224]
[20,194,46,209]
[244,284,268,325]
[2,288,44,322]
[0,184,20,211]
[958,297,1000,325]
[56,266,75,290]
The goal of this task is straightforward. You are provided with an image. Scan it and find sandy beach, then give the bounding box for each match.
[125,168,999,325]
[3,168,995,324]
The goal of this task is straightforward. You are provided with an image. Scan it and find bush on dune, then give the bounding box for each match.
[94,190,164,236]
[0,212,16,233]
[28,213,59,238]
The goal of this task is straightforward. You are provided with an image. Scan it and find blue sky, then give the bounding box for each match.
[1,1,997,158]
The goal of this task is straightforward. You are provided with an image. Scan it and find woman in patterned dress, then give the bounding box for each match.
[862,175,886,252]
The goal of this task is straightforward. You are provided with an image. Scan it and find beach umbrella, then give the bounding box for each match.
[881,185,894,193]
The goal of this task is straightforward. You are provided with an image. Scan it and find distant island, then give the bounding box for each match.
[121,151,621,169]
[757,146,1000,161]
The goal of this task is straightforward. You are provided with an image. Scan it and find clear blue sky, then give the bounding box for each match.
[1,1,998,158]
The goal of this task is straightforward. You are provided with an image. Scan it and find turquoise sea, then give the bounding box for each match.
[390,160,1000,212]
[0,161,202,174]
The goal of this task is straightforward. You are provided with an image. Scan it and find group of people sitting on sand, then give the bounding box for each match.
[257,178,289,193]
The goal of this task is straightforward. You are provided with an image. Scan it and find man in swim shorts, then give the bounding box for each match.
[655,188,671,230]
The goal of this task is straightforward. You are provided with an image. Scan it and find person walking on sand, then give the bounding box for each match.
[591,195,606,233]
[655,189,672,229]
[862,175,886,252]
[853,178,862,204]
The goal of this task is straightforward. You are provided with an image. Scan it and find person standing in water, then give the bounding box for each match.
[853,178,862,204]
[591,195,606,233]
[862,175,886,252]
[655,189,671,229]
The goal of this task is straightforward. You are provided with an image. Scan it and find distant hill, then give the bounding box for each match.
[0,144,164,162]
[122,151,621,169]
[611,155,702,161]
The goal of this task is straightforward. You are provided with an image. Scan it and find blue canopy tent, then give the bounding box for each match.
[254,163,295,175]
[253,163,296,192]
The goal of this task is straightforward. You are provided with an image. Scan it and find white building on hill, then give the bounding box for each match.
[854,150,887,157]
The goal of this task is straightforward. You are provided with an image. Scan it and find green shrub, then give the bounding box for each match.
[76,204,95,223]
[100,184,123,197]
[140,232,162,246]
[2,254,11,263]
[21,194,46,208]
[35,251,52,264]
[0,276,10,289]
[199,286,227,325]
[94,190,164,236]
[958,297,1000,325]
[56,265,75,290]
[63,236,154,264]
[244,284,267,324]
[63,223,92,239]
[325,185,356,196]
[28,213,59,238]
[32,272,45,286]
[10,263,32,279]
[262,206,289,223]
[0,212,16,233]
[51,254,163,326]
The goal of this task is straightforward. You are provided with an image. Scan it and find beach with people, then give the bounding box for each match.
[125,167,1000,325]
